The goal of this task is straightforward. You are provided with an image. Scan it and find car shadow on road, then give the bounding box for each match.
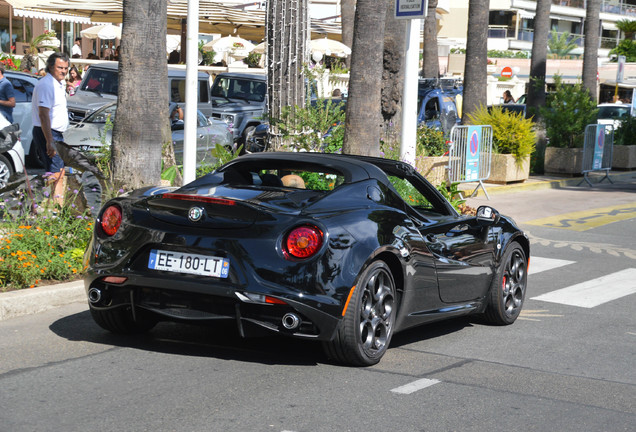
[390,315,476,348]
[49,310,326,366]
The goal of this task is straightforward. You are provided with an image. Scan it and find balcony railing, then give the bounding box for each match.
[550,0,636,16]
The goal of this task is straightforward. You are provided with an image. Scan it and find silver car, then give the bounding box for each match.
[64,102,232,166]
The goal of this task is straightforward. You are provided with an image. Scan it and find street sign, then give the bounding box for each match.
[395,0,427,19]
[501,66,513,78]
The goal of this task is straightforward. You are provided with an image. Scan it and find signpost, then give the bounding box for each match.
[396,0,427,166]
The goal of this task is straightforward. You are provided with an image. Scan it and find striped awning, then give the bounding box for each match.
[13,7,93,24]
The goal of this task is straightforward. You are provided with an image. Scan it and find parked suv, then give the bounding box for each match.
[209,72,267,144]
[67,62,212,123]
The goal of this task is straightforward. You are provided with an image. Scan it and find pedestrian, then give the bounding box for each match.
[502,90,515,104]
[66,66,82,95]
[0,64,16,124]
[31,52,69,183]
[71,37,82,58]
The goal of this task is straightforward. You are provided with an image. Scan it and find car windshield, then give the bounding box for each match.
[211,77,266,102]
[597,106,630,120]
[80,68,118,96]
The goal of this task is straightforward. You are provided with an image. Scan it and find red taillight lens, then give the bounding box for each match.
[100,205,122,236]
[285,225,323,259]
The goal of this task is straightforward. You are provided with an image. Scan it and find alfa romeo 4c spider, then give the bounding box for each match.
[85,152,529,366]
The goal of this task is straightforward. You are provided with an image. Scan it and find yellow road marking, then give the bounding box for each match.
[525,203,636,231]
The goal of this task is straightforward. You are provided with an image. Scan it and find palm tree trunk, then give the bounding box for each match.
[421,0,439,78]
[461,0,488,123]
[583,0,601,102]
[343,0,389,156]
[266,0,308,149]
[341,0,356,68]
[381,1,406,139]
[526,0,551,121]
[112,0,168,189]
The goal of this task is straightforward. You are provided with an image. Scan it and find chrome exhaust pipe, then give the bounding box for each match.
[88,287,102,304]
[282,313,301,330]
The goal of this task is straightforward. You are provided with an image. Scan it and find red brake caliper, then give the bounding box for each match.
[502,276,507,292]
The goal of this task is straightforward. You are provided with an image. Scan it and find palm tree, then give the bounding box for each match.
[616,19,636,40]
[381,0,406,137]
[582,0,601,102]
[461,0,489,123]
[421,0,439,78]
[548,30,580,58]
[266,0,308,149]
[343,0,388,156]
[526,0,551,121]
[341,0,356,68]
[111,0,169,189]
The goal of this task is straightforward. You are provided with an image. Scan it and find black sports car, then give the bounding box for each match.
[85,152,529,366]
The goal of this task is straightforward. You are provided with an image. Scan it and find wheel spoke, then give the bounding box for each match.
[358,267,395,356]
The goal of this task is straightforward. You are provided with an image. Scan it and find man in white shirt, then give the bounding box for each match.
[72,37,82,58]
[31,52,69,174]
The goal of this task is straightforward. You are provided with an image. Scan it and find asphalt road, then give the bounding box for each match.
[0,174,635,431]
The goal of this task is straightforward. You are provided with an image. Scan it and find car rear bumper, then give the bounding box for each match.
[84,271,342,341]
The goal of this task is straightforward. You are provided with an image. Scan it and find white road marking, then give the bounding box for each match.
[390,378,441,394]
[529,257,575,275]
[531,268,636,308]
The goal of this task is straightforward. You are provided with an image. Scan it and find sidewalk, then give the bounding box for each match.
[1,170,634,322]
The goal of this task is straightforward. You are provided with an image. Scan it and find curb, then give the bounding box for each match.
[0,280,85,322]
[459,171,636,197]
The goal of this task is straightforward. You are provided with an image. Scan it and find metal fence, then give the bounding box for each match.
[447,125,493,199]
[581,123,614,187]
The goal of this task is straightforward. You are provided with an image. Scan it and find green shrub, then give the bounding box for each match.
[615,115,636,146]
[467,105,536,164]
[416,126,447,157]
[540,76,598,148]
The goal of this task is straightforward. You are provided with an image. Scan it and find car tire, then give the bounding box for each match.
[240,125,256,154]
[323,261,396,366]
[0,154,14,189]
[90,306,158,334]
[484,243,527,325]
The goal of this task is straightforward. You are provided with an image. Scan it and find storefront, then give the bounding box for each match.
[0,1,91,56]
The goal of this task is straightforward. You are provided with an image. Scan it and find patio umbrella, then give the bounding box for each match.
[80,24,122,40]
[251,41,266,54]
[310,38,351,58]
[201,35,255,59]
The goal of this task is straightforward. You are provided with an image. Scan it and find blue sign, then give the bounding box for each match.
[465,126,481,181]
[395,0,427,19]
[593,125,605,170]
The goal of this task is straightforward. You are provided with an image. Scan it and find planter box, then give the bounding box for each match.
[485,154,530,184]
[544,147,584,176]
[416,156,449,186]
[612,145,636,169]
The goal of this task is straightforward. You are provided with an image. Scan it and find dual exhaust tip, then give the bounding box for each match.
[88,287,102,304]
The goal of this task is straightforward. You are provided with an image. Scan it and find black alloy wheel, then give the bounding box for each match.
[485,243,527,325]
[323,261,396,366]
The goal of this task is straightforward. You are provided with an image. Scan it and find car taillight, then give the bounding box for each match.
[285,225,323,259]
[100,205,122,236]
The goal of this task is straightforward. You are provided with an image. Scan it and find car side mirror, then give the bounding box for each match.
[476,205,500,226]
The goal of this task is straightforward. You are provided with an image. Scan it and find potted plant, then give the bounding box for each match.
[540,76,598,175]
[415,125,449,186]
[467,105,536,183]
[21,30,59,73]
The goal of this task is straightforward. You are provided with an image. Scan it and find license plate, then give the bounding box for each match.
[148,249,230,278]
